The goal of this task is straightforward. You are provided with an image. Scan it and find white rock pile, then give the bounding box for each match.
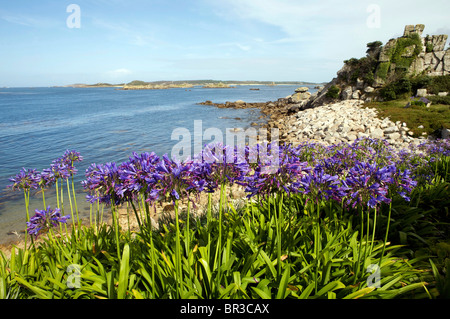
[280,100,423,149]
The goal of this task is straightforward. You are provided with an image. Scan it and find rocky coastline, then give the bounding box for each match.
[198,85,428,150]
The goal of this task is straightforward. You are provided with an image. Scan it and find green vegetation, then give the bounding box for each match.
[427,75,450,95]
[425,35,435,53]
[341,41,380,85]
[410,98,427,107]
[410,75,433,94]
[379,75,450,101]
[325,85,340,99]
[375,33,423,81]
[428,95,450,105]
[380,77,413,100]
[366,41,383,55]
[365,98,450,137]
[126,80,151,86]
[379,84,397,100]
[391,33,423,71]
[376,62,391,83]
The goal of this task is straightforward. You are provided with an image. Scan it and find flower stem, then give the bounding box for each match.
[41,188,46,208]
[23,189,30,250]
[276,192,283,278]
[379,201,392,269]
[66,179,74,227]
[174,199,182,298]
[370,207,377,257]
[110,199,121,262]
[71,176,79,226]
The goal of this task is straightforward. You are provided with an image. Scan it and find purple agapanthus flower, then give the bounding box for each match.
[118,151,160,201]
[7,168,40,191]
[193,142,250,192]
[419,97,430,104]
[62,149,83,164]
[152,154,195,203]
[344,161,392,209]
[298,166,346,203]
[26,206,70,238]
[241,144,311,199]
[384,164,417,201]
[39,168,56,188]
[82,162,123,205]
[50,150,83,179]
[419,139,450,158]
[50,158,72,180]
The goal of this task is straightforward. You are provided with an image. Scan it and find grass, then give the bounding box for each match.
[365,99,450,137]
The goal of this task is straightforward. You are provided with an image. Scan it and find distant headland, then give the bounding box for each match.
[56,79,325,90]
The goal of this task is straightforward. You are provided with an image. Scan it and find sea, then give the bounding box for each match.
[0,84,317,245]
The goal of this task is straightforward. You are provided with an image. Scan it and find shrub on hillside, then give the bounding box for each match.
[380,85,397,100]
[325,85,340,99]
[393,77,412,96]
[428,75,450,95]
[428,95,450,105]
[410,75,432,94]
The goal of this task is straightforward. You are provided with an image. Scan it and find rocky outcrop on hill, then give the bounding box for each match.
[303,24,449,106]
[374,24,449,85]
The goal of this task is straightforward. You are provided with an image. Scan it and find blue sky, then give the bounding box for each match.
[0,0,449,87]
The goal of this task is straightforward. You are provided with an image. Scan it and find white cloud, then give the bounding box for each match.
[104,68,132,81]
[108,68,132,75]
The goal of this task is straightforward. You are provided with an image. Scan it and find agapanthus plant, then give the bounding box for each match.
[39,168,56,189]
[7,168,40,192]
[7,168,41,228]
[82,162,122,205]
[48,150,83,225]
[153,153,196,203]
[297,166,346,204]
[344,161,392,209]
[26,206,70,238]
[418,139,450,159]
[384,164,417,202]
[82,161,124,259]
[62,149,84,165]
[50,159,72,180]
[193,142,250,193]
[118,151,160,202]
[241,144,311,199]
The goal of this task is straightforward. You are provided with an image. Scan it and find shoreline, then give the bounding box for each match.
[197,86,427,150]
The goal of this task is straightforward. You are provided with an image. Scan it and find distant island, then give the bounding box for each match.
[54,82,124,88]
[58,79,325,90]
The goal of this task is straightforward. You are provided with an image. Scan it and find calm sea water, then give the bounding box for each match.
[0,84,314,244]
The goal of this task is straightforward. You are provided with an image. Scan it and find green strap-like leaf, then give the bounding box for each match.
[117,244,130,299]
